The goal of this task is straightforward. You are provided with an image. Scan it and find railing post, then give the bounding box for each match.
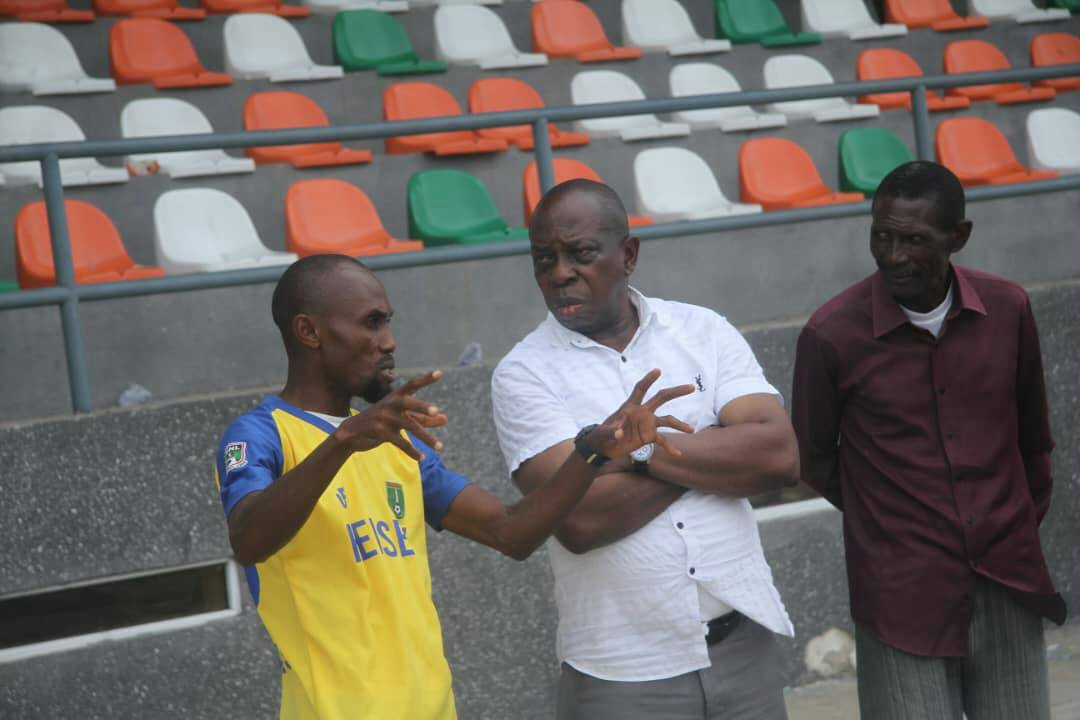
[911,85,933,162]
[41,153,92,413]
[532,118,556,194]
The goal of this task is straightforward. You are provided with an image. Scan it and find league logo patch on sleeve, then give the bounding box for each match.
[224,442,247,473]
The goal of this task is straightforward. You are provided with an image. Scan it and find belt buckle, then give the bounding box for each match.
[705,611,742,646]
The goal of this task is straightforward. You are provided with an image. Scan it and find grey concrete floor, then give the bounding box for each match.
[784,621,1080,719]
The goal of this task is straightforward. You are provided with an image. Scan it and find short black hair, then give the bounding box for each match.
[873,161,966,230]
[530,178,630,244]
[271,254,373,350]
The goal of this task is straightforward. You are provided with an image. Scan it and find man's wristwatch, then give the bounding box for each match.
[630,443,654,473]
[574,424,610,468]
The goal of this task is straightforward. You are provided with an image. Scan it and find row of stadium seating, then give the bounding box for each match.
[8,108,1077,290]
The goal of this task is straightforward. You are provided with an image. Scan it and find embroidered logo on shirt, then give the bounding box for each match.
[386,481,406,519]
[224,442,247,472]
[336,486,347,509]
[694,374,705,392]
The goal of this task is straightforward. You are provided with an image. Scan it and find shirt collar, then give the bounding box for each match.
[871,265,987,339]
[545,286,663,348]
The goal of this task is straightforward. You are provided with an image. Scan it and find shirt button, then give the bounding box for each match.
[689,567,696,576]
[620,355,627,363]
[938,386,946,395]
[676,522,684,530]
[966,516,975,526]
[946,432,955,440]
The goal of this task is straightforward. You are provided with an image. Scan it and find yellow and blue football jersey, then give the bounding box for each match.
[214,395,470,720]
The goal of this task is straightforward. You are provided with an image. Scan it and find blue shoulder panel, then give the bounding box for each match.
[216,399,284,518]
[409,432,470,531]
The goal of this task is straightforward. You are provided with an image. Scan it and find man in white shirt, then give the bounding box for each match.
[491,180,799,719]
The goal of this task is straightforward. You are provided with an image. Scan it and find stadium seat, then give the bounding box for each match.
[243,91,373,167]
[621,0,731,56]
[95,0,205,19]
[436,5,548,69]
[0,281,17,293]
[383,82,507,155]
[286,179,424,258]
[1050,0,1079,9]
[0,0,94,22]
[153,188,297,274]
[884,0,990,31]
[739,137,864,211]
[970,0,1068,23]
[307,0,405,13]
[764,55,880,123]
[935,117,1058,186]
[224,14,342,81]
[110,19,231,88]
[714,0,821,48]
[468,78,589,150]
[944,40,1056,104]
[0,106,129,187]
[333,10,447,74]
[0,23,116,95]
[1026,108,1080,174]
[15,200,165,289]
[570,70,690,141]
[856,48,970,111]
[411,0,500,5]
[801,0,907,40]
[121,98,255,178]
[532,0,641,63]
[668,63,786,132]
[634,147,761,222]
[203,0,308,16]
[837,127,914,196]
[407,169,528,246]
[522,159,654,226]
[1031,33,1080,91]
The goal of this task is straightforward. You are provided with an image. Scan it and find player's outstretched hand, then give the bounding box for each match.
[333,370,448,461]
[586,369,695,459]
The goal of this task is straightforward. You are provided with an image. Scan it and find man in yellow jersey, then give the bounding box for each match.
[214,254,695,720]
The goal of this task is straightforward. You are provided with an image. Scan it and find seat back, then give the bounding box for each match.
[469,77,544,139]
[243,91,337,159]
[970,0,1031,14]
[936,117,1023,183]
[408,169,504,240]
[15,200,133,288]
[523,158,602,222]
[286,179,389,257]
[384,81,464,121]
[110,18,202,83]
[154,188,267,267]
[715,0,789,41]
[436,5,515,60]
[802,0,875,33]
[1026,107,1080,170]
[634,146,725,216]
[571,70,653,131]
[224,14,311,74]
[0,105,86,178]
[764,54,845,114]
[838,127,914,194]
[739,137,829,206]
[856,48,924,106]
[944,39,1011,73]
[1030,32,1080,67]
[121,97,216,165]
[622,0,699,48]
[669,62,751,122]
[885,0,957,24]
[532,0,612,56]
[0,22,87,86]
[333,10,415,69]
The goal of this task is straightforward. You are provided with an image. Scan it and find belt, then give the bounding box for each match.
[705,611,743,646]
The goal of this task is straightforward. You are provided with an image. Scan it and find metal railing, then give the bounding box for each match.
[1,63,1078,413]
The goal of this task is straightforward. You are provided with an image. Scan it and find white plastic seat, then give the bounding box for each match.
[621,0,731,56]
[634,147,761,221]
[969,0,1069,23]
[0,23,116,96]
[801,0,908,40]
[0,106,128,188]
[434,5,548,69]
[121,99,255,180]
[669,63,786,132]
[304,0,407,12]
[764,55,880,123]
[412,0,501,5]
[153,188,297,275]
[224,14,343,83]
[570,71,690,142]
[1026,108,1080,175]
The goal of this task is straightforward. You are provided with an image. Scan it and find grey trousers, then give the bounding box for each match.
[555,617,788,720]
[856,578,1050,720]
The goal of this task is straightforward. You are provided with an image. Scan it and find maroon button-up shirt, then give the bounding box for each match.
[792,266,1065,657]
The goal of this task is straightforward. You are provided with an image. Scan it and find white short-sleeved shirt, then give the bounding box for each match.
[491,289,794,682]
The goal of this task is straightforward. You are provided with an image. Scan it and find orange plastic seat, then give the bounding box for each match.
[1031,33,1080,92]
[243,92,372,168]
[202,0,306,15]
[944,40,1056,105]
[95,0,204,19]
[885,0,990,31]
[532,0,641,63]
[468,78,589,151]
[856,49,970,112]
[0,0,93,21]
[110,19,231,88]
[15,200,165,289]
[286,179,423,259]
[383,82,507,156]
[936,117,1058,187]
[738,138,864,212]
[523,158,654,226]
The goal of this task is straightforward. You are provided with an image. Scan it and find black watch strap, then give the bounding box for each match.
[574,424,610,468]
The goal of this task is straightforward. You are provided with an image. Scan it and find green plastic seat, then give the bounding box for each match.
[1050,0,1078,11]
[0,281,18,292]
[332,10,448,76]
[714,0,821,47]
[838,127,914,197]
[407,169,528,247]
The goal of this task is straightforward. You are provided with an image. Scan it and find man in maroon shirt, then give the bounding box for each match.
[792,161,1065,720]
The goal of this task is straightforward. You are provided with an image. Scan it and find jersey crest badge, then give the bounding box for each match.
[336,486,347,509]
[386,481,405,519]
[224,442,247,472]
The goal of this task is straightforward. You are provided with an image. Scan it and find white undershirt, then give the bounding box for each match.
[901,283,954,338]
[307,411,349,428]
